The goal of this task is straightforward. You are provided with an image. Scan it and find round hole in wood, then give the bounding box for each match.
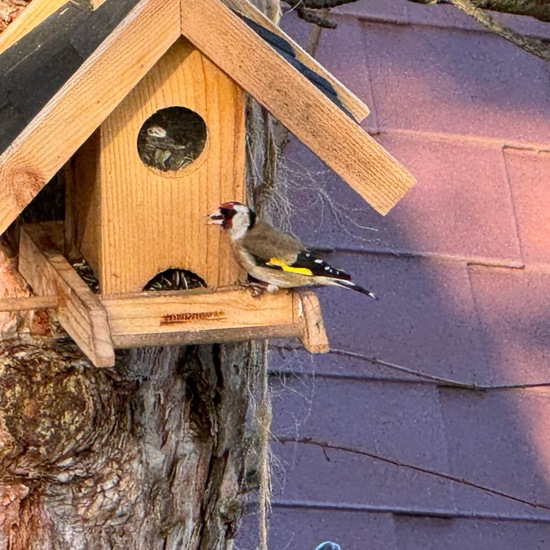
[143,269,207,291]
[137,107,208,173]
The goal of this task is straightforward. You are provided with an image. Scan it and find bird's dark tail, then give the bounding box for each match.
[333,279,377,300]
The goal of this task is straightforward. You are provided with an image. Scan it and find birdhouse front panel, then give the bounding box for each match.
[66,37,246,295]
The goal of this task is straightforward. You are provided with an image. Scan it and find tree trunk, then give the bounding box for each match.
[0,339,261,549]
[0,2,281,548]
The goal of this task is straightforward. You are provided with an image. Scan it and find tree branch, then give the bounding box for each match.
[447,0,550,61]
[408,0,550,23]
[283,0,359,28]
[284,0,550,59]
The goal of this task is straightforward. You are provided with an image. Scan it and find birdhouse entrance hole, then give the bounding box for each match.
[143,269,206,292]
[137,107,208,173]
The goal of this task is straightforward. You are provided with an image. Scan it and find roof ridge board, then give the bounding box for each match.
[0,0,140,157]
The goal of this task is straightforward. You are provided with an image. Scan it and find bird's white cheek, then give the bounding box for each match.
[228,218,248,240]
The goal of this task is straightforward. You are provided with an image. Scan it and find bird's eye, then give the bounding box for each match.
[220,208,237,218]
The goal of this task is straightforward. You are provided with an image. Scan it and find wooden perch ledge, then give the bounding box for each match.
[15,223,329,366]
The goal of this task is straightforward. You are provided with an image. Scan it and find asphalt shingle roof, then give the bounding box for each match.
[239,2,550,548]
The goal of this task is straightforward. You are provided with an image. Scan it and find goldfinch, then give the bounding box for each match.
[208,201,377,299]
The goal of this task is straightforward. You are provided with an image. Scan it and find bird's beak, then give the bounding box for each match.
[207,209,224,225]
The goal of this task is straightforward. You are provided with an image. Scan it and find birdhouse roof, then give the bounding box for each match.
[0,0,415,237]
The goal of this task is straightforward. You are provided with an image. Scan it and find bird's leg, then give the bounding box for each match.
[242,280,271,297]
[266,284,280,293]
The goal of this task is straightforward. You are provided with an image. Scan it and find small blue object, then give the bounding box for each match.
[314,542,341,550]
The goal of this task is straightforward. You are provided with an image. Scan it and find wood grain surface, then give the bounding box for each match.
[19,223,115,367]
[70,37,246,294]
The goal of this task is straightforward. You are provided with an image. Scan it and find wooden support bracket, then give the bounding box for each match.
[16,222,328,367]
[19,222,116,367]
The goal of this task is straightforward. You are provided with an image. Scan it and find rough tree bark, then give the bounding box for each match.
[406,0,550,22]
[0,1,281,548]
[0,0,29,33]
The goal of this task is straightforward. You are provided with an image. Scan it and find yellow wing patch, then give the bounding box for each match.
[266,257,313,276]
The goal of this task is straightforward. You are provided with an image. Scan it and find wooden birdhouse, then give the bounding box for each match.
[66,37,246,295]
[0,0,416,367]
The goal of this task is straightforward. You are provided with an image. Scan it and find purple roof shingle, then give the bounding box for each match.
[240,1,550,548]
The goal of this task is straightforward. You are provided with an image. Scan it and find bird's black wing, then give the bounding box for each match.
[241,223,351,280]
[259,250,352,281]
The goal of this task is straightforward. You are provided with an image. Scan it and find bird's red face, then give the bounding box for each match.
[207,201,245,230]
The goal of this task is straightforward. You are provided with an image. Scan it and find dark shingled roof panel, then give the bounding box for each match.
[0,0,91,74]
[0,0,140,156]
[235,12,353,120]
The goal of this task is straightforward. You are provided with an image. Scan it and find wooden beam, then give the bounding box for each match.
[222,0,369,123]
[180,0,415,215]
[0,0,180,236]
[101,287,328,352]
[0,295,58,312]
[18,223,115,367]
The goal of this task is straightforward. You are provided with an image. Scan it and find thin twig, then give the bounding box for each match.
[329,348,550,390]
[274,345,550,391]
[278,437,550,512]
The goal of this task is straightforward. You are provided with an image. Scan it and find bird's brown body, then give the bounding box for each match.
[232,222,314,288]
